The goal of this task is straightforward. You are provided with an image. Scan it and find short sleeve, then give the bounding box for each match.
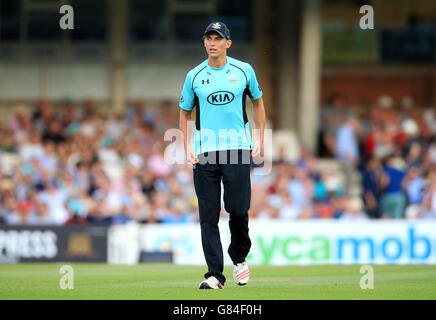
[247,65,263,101]
[179,73,195,111]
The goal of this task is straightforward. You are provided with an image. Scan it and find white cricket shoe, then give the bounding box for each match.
[199,276,224,289]
[233,261,250,285]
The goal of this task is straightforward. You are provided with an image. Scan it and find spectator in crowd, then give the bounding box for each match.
[37,179,69,225]
[312,199,335,219]
[363,122,384,158]
[335,115,360,195]
[2,192,20,225]
[42,120,66,145]
[254,198,280,220]
[319,93,353,157]
[28,199,54,225]
[404,166,426,205]
[360,156,382,219]
[287,164,312,210]
[330,189,347,218]
[1,129,17,153]
[150,191,173,223]
[403,166,426,219]
[269,174,303,220]
[380,154,407,219]
[339,197,369,221]
[161,198,195,223]
[416,171,436,219]
[405,141,423,169]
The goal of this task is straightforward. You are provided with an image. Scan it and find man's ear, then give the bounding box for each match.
[226,40,232,49]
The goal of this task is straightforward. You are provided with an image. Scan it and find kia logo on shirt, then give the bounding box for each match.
[207,91,235,105]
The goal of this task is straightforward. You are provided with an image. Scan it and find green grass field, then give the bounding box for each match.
[0,263,435,300]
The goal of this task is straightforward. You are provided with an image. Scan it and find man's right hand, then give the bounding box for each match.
[186,145,199,165]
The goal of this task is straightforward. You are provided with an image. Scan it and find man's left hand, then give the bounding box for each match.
[251,140,264,158]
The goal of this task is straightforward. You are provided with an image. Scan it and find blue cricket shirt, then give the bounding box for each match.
[179,56,262,155]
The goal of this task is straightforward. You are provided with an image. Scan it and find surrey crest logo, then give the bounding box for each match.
[212,23,221,29]
[228,74,238,83]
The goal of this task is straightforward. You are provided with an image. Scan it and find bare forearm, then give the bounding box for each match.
[179,109,192,150]
[179,109,198,164]
[252,98,266,143]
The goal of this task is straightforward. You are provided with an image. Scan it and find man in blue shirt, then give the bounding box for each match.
[179,22,266,289]
[335,116,359,195]
[380,155,407,219]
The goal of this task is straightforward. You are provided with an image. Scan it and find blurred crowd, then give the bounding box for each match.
[318,93,436,220]
[0,95,435,226]
[0,99,198,226]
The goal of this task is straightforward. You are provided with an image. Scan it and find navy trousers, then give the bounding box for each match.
[193,149,252,285]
